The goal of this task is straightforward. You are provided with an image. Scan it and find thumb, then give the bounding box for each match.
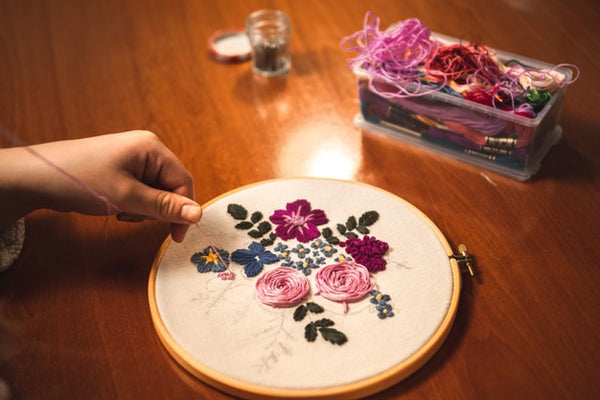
[124,185,202,224]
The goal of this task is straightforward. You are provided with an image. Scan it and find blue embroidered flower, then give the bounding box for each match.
[370,290,391,305]
[231,242,278,277]
[191,246,229,273]
[311,239,325,250]
[320,244,338,257]
[274,242,289,253]
[292,244,310,259]
[376,303,394,319]
[370,291,394,319]
[334,254,352,263]
[314,256,326,266]
[295,257,319,275]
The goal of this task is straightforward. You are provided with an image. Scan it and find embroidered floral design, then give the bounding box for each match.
[294,302,347,345]
[294,257,319,275]
[291,243,310,259]
[370,290,395,319]
[321,211,379,245]
[269,199,328,243]
[314,261,374,313]
[255,267,310,307]
[340,235,390,273]
[334,254,353,263]
[320,244,338,257]
[191,247,229,273]
[227,203,276,246]
[231,242,279,277]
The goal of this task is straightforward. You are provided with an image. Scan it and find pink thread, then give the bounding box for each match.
[314,261,374,313]
[255,267,310,307]
[217,270,235,280]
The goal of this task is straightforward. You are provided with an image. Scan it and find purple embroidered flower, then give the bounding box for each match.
[191,247,229,273]
[340,235,389,273]
[269,199,328,243]
[231,242,279,277]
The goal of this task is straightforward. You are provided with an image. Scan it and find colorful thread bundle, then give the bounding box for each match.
[342,12,578,116]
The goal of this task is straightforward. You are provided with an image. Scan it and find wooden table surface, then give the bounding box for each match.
[1,0,599,399]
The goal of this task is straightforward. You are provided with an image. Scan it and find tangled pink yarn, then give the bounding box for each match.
[314,261,374,313]
[255,267,310,308]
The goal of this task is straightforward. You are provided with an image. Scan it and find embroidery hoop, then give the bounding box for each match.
[148,178,461,399]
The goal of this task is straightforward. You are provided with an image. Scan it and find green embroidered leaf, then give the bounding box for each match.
[313,318,334,328]
[257,221,271,234]
[227,204,248,220]
[248,230,262,238]
[322,227,332,238]
[343,232,358,239]
[269,232,277,241]
[305,323,318,342]
[234,221,253,230]
[337,224,347,234]
[319,328,348,345]
[356,226,370,235]
[260,238,273,247]
[306,302,324,314]
[346,216,357,231]
[294,305,308,321]
[359,211,379,227]
[326,236,340,245]
[250,211,263,224]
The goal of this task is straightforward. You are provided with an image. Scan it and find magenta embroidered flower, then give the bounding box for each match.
[340,235,389,273]
[269,199,328,243]
[314,261,374,313]
[255,267,310,308]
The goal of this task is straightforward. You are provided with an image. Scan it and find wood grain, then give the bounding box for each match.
[1,1,599,399]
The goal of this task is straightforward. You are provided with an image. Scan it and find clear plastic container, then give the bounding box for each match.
[354,33,572,181]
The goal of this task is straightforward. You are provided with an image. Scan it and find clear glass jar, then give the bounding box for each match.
[246,9,291,76]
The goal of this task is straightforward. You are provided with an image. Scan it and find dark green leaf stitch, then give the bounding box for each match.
[359,211,379,227]
[336,224,347,234]
[235,221,254,230]
[294,305,308,321]
[322,227,332,238]
[319,328,348,345]
[305,323,318,342]
[227,204,248,220]
[313,318,334,328]
[257,221,271,234]
[250,211,263,224]
[248,230,263,238]
[346,216,357,231]
[344,232,358,239]
[295,302,347,346]
[356,226,370,234]
[306,302,324,314]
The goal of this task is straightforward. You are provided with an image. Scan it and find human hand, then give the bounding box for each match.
[0,130,201,242]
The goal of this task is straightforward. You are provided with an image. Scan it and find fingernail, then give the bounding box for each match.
[180,204,202,223]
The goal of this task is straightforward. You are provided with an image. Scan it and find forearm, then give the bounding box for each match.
[0,147,43,230]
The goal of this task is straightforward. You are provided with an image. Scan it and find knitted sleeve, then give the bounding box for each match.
[0,218,25,271]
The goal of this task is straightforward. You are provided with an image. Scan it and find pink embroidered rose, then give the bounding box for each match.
[314,261,374,313]
[269,199,328,243]
[255,267,310,307]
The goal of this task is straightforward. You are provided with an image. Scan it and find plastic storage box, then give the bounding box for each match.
[354,33,573,181]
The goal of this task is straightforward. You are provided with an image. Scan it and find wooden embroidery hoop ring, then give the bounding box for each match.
[148,178,462,400]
